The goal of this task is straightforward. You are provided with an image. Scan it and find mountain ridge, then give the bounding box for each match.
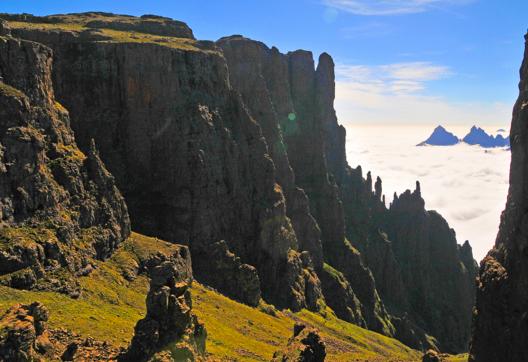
[418,124,510,148]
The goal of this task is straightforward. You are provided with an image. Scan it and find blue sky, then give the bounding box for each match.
[2,0,527,125]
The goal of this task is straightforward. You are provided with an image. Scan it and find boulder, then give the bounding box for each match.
[272,324,326,362]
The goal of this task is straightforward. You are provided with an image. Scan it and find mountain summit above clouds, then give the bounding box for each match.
[418,125,509,148]
[417,125,459,146]
[462,125,510,148]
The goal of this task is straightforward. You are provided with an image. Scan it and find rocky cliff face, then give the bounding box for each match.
[2,12,478,354]
[386,184,476,353]
[5,12,323,312]
[0,20,130,296]
[469,33,528,362]
[217,36,393,335]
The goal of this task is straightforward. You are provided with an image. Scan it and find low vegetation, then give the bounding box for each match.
[6,20,212,53]
[0,232,463,361]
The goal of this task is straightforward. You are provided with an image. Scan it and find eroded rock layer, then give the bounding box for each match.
[469,33,528,362]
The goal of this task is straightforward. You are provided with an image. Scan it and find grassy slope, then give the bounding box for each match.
[0,232,458,361]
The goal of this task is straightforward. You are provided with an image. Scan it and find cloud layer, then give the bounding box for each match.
[323,0,474,16]
[345,124,510,261]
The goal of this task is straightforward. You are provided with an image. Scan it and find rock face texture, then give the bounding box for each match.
[469,33,528,362]
[272,323,326,362]
[6,12,323,312]
[0,21,130,295]
[121,247,206,362]
[217,35,393,337]
[3,13,477,353]
[385,184,476,353]
[0,302,50,361]
[0,301,124,361]
[217,35,476,352]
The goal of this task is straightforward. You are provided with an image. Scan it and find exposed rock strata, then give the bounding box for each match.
[0,22,130,295]
[469,32,528,362]
[217,34,476,352]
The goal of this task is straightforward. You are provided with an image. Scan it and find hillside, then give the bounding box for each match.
[0,232,466,361]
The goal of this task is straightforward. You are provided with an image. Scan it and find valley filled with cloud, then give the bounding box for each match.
[345,124,510,260]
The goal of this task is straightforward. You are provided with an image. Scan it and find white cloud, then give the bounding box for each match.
[336,62,450,95]
[345,125,511,261]
[323,0,474,16]
[334,61,511,125]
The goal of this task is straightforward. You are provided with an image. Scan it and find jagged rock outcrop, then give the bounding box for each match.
[319,263,366,327]
[217,36,324,271]
[0,21,130,295]
[272,323,326,362]
[4,12,324,312]
[383,183,475,353]
[0,302,50,361]
[0,301,123,361]
[469,33,528,362]
[422,349,441,362]
[121,247,206,362]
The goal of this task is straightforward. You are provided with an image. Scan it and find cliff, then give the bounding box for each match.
[1,12,477,354]
[0,20,130,296]
[385,184,476,352]
[4,12,324,313]
[469,33,528,361]
[217,36,392,334]
[217,35,476,352]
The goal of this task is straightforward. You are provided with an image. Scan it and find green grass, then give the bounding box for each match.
[0,81,25,99]
[445,354,468,362]
[7,20,213,53]
[0,232,459,361]
[193,280,422,361]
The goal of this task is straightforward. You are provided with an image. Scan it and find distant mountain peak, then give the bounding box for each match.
[418,125,510,148]
[463,126,510,148]
[417,125,459,146]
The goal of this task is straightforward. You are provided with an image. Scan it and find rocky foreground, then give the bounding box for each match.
[0,12,480,360]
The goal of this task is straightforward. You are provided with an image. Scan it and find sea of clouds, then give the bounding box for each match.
[345,124,510,261]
